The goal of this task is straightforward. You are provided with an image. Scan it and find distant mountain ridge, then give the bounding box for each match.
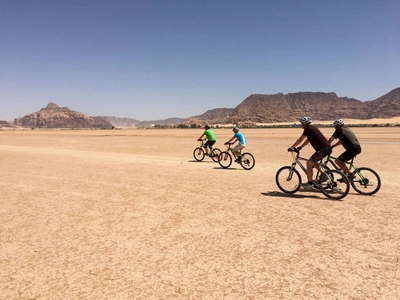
[184,88,400,125]
[6,88,400,129]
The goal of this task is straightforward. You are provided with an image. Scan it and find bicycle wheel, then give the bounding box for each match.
[319,169,350,200]
[210,148,222,162]
[239,152,255,170]
[193,147,205,161]
[275,166,301,193]
[351,167,381,195]
[218,151,232,168]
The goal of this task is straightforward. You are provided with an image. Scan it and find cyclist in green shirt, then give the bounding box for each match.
[198,125,217,156]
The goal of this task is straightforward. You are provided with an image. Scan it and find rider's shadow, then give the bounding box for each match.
[188,160,215,163]
[262,191,342,201]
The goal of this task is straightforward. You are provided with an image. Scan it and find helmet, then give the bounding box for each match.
[299,116,312,124]
[333,119,344,126]
[233,127,239,133]
[204,125,210,130]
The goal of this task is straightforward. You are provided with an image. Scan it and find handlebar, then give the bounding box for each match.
[287,147,300,154]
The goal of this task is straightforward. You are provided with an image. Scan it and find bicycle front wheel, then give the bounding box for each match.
[210,148,222,162]
[351,167,381,195]
[319,169,350,200]
[240,152,255,170]
[218,151,232,168]
[275,166,301,193]
[193,147,205,161]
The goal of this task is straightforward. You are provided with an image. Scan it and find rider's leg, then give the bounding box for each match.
[335,158,350,175]
[204,141,210,155]
[306,160,315,182]
[336,146,360,175]
[233,144,245,159]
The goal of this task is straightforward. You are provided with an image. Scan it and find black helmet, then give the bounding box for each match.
[204,125,210,130]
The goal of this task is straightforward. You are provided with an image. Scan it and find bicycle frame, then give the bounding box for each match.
[224,143,242,160]
[323,155,357,173]
[199,139,216,151]
[287,150,335,185]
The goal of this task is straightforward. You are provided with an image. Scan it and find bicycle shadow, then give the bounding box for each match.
[188,160,217,164]
[212,166,244,171]
[261,190,343,201]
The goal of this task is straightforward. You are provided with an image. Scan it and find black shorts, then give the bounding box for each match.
[309,145,332,163]
[204,140,216,149]
[338,145,361,162]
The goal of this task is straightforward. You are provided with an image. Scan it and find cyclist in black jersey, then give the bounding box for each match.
[328,119,361,180]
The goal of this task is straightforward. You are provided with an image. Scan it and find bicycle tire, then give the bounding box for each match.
[239,152,255,170]
[218,151,232,168]
[319,169,350,200]
[351,167,381,195]
[193,147,205,162]
[275,166,301,194]
[210,148,222,162]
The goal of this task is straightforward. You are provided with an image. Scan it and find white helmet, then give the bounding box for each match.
[299,116,312,124]
[333,119,344,126]
[233,127,239,133]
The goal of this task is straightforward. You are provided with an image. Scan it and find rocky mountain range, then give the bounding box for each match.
[2,88,399,129]
[13,103,113,129]
[184,88,400,125]
[97,116,185,128]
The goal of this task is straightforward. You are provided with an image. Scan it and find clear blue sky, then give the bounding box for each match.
[1,0,399,121]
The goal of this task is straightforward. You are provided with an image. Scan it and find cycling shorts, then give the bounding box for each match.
[204,140,216,149]
[309,145,332,163]
[338,145,361,162]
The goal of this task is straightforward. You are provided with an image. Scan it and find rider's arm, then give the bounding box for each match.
[290,135,306,149]
[328,136,341,148]
[225,137,236,144]
[198,134,205,141]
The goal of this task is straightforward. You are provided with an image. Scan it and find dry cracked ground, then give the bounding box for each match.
[1,127,399,299]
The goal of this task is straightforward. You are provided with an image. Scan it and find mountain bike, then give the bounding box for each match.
[322,154,381,195]
[218,143,255,170]
[193,139,221,162]
[276,148,350,200]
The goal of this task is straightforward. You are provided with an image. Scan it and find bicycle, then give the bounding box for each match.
[275,148,350,200]
[322,154,381,195]
[193,139,221,162]
[218,143,255,170]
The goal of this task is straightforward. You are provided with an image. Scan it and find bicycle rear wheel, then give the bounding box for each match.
[193,147,205,161]
[239,152,255,170]
[275,166,301,193]
[218,151,232,168]
[210,148,222,162]
[319,169,350,200]
[351,167,381,195]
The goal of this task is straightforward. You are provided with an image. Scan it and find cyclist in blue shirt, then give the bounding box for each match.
[224,127,246,161]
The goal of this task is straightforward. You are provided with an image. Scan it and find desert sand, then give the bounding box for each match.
[1,126,399,299]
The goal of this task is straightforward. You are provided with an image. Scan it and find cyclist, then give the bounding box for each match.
[197,125,217,156]
[224,127,246,162]
[327,119,361,181]
[288,116,332,189]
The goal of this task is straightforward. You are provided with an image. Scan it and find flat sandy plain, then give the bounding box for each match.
[1,126,399,299]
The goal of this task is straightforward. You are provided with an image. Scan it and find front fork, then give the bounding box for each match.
[287,162,297,180]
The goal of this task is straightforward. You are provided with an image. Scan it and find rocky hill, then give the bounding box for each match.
[184,108,234,126]
[14,103,113,129]
[185,88,400,125]
[96,116,141,128]
[364,88,400,118]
